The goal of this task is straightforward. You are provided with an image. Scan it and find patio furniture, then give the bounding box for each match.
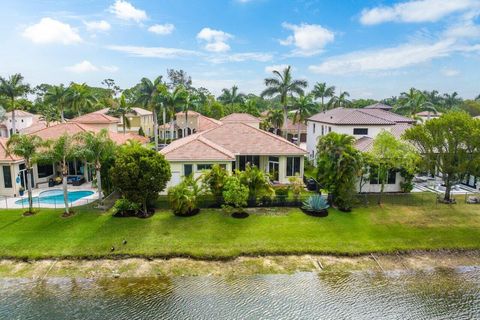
[67,175,86,186]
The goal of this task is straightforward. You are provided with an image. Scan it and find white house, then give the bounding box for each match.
[0,110,36,137]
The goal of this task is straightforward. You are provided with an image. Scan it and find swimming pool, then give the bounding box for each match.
[15,189,94,205]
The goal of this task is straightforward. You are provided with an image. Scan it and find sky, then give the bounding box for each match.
[1,0,480,99]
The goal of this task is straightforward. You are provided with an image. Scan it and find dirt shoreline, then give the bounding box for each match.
[0,251,478,278]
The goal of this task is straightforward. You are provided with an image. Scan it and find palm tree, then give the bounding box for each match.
[261,66,307,138]
[312,82,335,111]
[66,83,97,117]
[164,86,187,140]
[328,91,351,108]
[182,91,200,137]
[136,77,164,149]
[0,74,30,135]
[218,85,245,106]
[109,95,132,134]
[243,99,260,117]
[397,89,437,118]
[75,129,116,205]
[38,103,61,127]
[266,108,284,135]
[443,92,462,110]
[6,135,44,213]
[44,84,69,122]
[40,134,77,216]
[291,95,316,145]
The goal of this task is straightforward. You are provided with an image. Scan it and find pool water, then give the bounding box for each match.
[15,189,94,205]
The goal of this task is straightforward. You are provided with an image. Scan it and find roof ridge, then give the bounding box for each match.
[197,136,236,159]
[356,108,396,124]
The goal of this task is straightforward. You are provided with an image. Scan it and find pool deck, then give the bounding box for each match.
[0,182,99,209]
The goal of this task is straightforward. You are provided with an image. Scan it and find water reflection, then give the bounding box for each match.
[0,268,478,319]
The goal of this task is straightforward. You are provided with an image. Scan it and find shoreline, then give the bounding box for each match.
[0,251,479,278]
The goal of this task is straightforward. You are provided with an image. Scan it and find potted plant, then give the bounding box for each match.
[19,186,25,196]
[301,194,329,217]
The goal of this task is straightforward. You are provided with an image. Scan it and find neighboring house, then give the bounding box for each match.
[0,138,27,197]
[19,115,60,134]
[160,122,307,190]
[220,113,261,129]
[160,111,223,140]
[306,105,415,193]
[70,112,120,132]
[259,111,307,143]
[415,111,441,123]
[0,110,36,137]
[95,107,154,137]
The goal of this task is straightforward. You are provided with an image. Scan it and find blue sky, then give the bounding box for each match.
[1,0,480,99]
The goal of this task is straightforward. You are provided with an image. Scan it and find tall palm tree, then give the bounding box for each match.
[261,66,307,138]
[397,89,437,118]
[0,74,30,135]
[443,92,462,110]
[266,108,284,136]
[136,76,164,149]
[291,95,316,145]
[182,91,200,137]
[218,85,245,106]
[75,129,116,205]
[111,95,132,134]
[44,84,69,122]
[312,82,335,111]
[328,91,351,108]
[164,86,187,140]
[6,135,44,214]
[67,83,97,117]
[38,103,61,127]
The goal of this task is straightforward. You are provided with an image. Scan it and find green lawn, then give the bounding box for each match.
[0,201,479,259]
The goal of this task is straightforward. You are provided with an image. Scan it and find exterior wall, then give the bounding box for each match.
[1,115,34,137]
[175,114,199,134]
[118,114,154,137]
[81,123,117,132]
[0,161,24,197]
[32,163,56,186]
[306,120,394,161]
[234,155,304,185]
[357,172,404,193]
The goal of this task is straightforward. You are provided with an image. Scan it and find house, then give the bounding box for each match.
[70,112,120,132]
[0,138,27,197]
[220,113,261,129]
[0,110,36,137]
[160,111,223,140]
[19,115,59,134]
[160,122,307,190]
[95,107,154,136]
[415,111,442,123]
[306,105,415,193]
[259,110,307,143]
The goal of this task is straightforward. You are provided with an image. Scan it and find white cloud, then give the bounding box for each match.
[441,68,460,76]
[65,60,119,73]
[360,0,476,25]
[308,39,455,74]
[107,45,201,58]
[196,27,233,52]
[109,0,147,22]
[148,23,175,35]
[207,52,273,63]
[22,17,82,45]
[264,64,291,73]
[280,22,334,56]
[84,20,111,32]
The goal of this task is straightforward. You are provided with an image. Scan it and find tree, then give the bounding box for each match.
[167,69,192,89]
[223,175,249,211]
[38,103,61,127]
[136,76,164,149]
[403,111,480,202]
[261,66,307,138]
[368,131,419,204]
[6,135,44,213]
[461,100,480,117]
[111,94,132,134]
[67,83,97,116]
[266,108,284,135]
[443,92,462,110]
[110,141,171,213]
[312,82,335,111]
[316,132,362,211]
[328,91,351,108]
[182,91,200,137]
[201,164,229,203]
[40,134,77,216]
[0,74,30,135]
[218,85,245,106]
[75,129,116,205]
[237,164,274,205]
[291,94,316,145]
[44,84,69,122]
[243,99,260,117]
[397,88,436,118]
[164,85,186,140]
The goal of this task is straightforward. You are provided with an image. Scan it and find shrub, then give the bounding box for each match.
[237,164,274,205]
[288,175,304,202]
[302,194,329,212]
[201,164,229,204]
[223,176,249,210]
[113,198,141,217]
[168,176,201,216]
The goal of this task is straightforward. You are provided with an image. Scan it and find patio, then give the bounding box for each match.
[412,175,479,194]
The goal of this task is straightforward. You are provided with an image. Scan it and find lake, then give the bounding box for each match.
[0,267,479,319]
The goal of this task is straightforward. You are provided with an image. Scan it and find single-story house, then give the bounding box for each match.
[160,122,307,190]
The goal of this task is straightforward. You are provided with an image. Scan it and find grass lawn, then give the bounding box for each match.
[0,200,479,259]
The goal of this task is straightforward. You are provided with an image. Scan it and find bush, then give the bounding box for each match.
[237,164,273,205]
[168,176,201,216]
[302,194,329,217]
[201,164,228,204]
[223,176,249,211]
[113,198,141,217]
[288,175,304,202]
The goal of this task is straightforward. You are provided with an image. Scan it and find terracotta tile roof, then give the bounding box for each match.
[175,111,223,132]
[28,122,148,145]
[390,123,412,139]
[221,113,260,123]
[161,134,235,161]
[132,107,153,116]
[354,137,374,152]
[415,111,442,117]
[70,112,120,124]
[308,107,415,125]
[0,138,23,162]
[364,102,393,110]
[176,110,201,116]
[283,118,307,131]
[5,110,34,118]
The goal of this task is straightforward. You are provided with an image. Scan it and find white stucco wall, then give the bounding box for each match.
[1,115,34,137]
[357,172,404,193]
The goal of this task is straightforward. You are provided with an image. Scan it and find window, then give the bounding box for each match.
[321,125,324,135]
[197,164,213,171]
[313,123,315,133]
[219,164,227,169]
[238,155,260,171]
[184,164,193,176]
[387,170,397,184]
[369,168,397,185]
[37,164,54,178]
[3,166,12,188]
[328,126,332,132]
[353,128,368,135]
[286,157,301,177]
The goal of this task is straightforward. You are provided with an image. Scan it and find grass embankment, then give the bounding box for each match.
[0,201,479,259]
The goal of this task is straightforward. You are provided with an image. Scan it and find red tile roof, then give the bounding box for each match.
[221,113,260,123]
[0,138,23,162]
[308,107,414,125]
[70,112,120,124]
